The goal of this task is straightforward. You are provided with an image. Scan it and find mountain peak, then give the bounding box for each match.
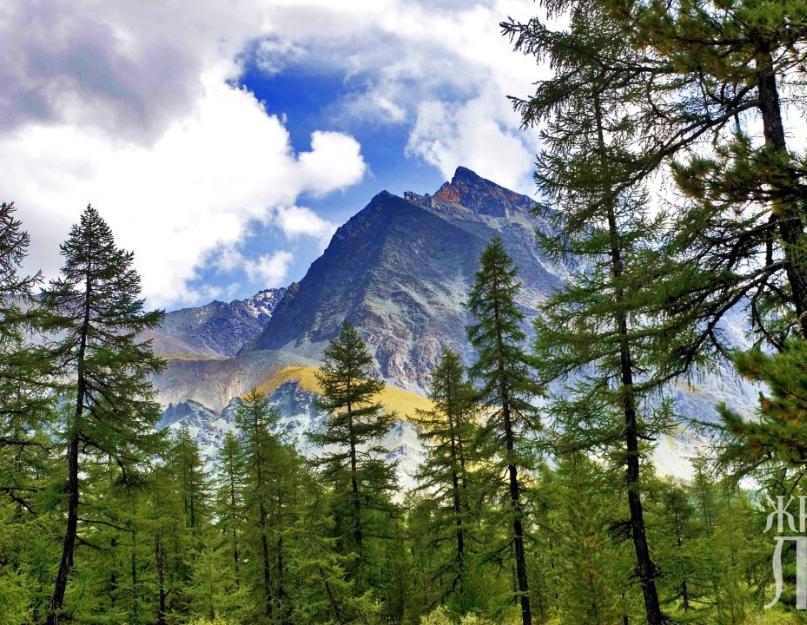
[451,165,483,185]
[431,165,534,218]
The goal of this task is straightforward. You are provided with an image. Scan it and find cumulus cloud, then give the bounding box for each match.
[273,206,337,244]
[250,0,547,190]
[406,96,535,194]
[0,75,365,306]
[0,0,264,140]
[1,0,548,307]
[245,251,294,287]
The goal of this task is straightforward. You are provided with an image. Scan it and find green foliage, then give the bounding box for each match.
[718,340,807,475]
[410,348,481,611]
[467,236,541,625]
[309,323,399,592]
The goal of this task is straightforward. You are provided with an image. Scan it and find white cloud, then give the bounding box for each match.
[406,96,535,194]
[0,75,365,306]
[273,206,337,244]
[251,0,547,190]
[245,251,294,287]
[1,0,550,309]
[296,131,366,197]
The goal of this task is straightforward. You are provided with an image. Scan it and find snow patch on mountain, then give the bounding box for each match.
[159,380,424,488]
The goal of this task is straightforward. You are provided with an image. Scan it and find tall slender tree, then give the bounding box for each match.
[41,205,164,625]
[466,236,542,625]
[236,389,279,624]
[308,323,397,587]
[411,348,479,609]
[504,0,807,362]
[215,431,245,586]
[504,4,684,622]
[0,202,54,625]
[0,202,51,516]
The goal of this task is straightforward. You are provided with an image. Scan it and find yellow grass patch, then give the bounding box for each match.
[256,365,432,420]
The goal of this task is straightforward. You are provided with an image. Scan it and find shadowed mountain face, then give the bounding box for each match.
[249,167,566,390]
[153,166,758,482]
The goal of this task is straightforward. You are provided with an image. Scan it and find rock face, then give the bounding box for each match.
[159,381,424,487]
[155,166,758,483]
[147,288,285,358]
[249,167,567,390]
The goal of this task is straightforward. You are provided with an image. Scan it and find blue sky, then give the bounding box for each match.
[0,0,545,309]
[186,60,447,303]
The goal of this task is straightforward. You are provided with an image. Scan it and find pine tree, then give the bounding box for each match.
[0,201,52,521]
[285,468,378,625]
[717,339,807,478]
[0,202,55,624]
[308,323,397,588]
[40,205,165,625]
[504,0,807,358]
[411,348,479,609]
[542,456,633,625]
[214,432,245,587]
[170,425,211,531]
[503,4,683,621]
[236,389,280,624]
[466,236,542,625]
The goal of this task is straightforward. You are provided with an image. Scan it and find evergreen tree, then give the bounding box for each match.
[504,0,807,360]
[0,201,55,625]
[466,236,542,625]
[411,348,479,610]
[214,432,245,587]
[542,456,633,625]
[171,425,211,531]
[285,469,378,625]
[40,205,164,625]
[236,389,280,624]
[308,323,397,588]
[717,339,807,479]
[504,4,680,622]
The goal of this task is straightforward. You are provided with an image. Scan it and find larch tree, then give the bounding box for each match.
[0,201,52,515]
[41,205,164,625]
[0,202,53,625]
[505,0,807,359]
[214,431,245,586]
[466,236,542,625]
[504,3,682,622]
[235,389,280,624]
[308,322,397,588]
[410,347,479,609]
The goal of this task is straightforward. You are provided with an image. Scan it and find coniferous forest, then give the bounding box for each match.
[4,2,807,625]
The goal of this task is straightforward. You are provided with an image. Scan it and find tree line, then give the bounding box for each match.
[4,1,807,624]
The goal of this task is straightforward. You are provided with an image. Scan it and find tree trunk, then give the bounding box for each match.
[347,395,363,569]
[259,511,273,620]
[155,532,167,625]
[755,47,807,336]
[228,462,240,585]
[594,95,667,625]
[492,292,532,625]
[253,412,274,619]
[503,401,532,625]
[277,526,291,625]
[47,429,79,625]
[446,380,466,586]
[47,272,91,625]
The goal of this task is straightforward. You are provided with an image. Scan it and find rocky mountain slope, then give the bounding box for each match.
[159,379,425,485]
[250,167,567,390]
[146,288,285,358]
[154,166,757,483]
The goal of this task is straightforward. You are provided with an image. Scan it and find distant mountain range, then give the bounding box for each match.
[145,288,285,358]
[152,166,757,482]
